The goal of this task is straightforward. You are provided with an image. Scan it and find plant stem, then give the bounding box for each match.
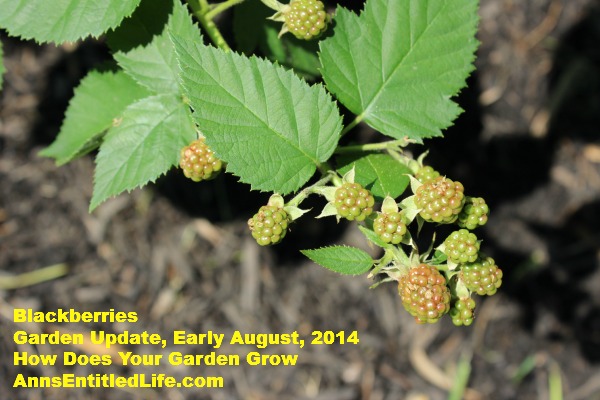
[286,174,334,207]
[187,0,231,51]
[205,0,246,20]
[335,139,412,154]
[340,114,363,136]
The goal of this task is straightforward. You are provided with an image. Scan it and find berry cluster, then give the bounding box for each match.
[373,211,406,244]
[248,206,290,246]
[460,256,503,296]
[283,0,328,40]
[398,264,451,324]
[458,197,489,230]
[415,176,465,223]
[450,297,476,327]
[179,138,223,182]
[334,182,375,221]
[443,229,480,264]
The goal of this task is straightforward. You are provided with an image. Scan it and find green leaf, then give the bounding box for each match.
[90,94,196,211]
[39,70,151,165]
[302,246,373,275]
[172,35,343,195]
[320,0,479,141]
[338,153,411,200]
[0,0,141,44]
[108,0,199,94]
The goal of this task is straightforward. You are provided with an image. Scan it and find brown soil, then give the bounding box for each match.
[2,1,600,399]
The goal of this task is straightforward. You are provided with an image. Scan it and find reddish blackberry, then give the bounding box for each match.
[373,211,406,244]
[460,257,503,296]
[443,229,480,264]
[248,205,290,246]
[450,297,476,326]
[283,0,328,40]
[458,197,489,230]
[179,138,223,182]
[334,182,374,221]
[398,264,451,324]
[414,176,465,223]
[415,165,440,184]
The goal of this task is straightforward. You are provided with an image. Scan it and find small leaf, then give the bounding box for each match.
[315,202,338,219]
[399,195,420,223]
[284,205,310,221]
[338,153,411,200]
[358,226,387,248]
[172,35,343,195]
[320,0,479,141]
[409,174,423,194]
[90,94,196,211]
[0,0,141,43]
[108,0,199,94]
[302,246,373,275]
[39,70,151,165]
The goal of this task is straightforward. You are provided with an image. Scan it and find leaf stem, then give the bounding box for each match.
[187,0,231,51]
[286,174,334,207]
[205,0,246,20]
[340,114,363,136]
[335,139,413,154]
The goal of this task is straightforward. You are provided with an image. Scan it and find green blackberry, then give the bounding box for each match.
[458,197,489,230]
[450,297,476,326]
[179,138,223,182]
[398,264,451,324]
[373,211,406,244]
[415,176,465,223]
[334,182,374,221]
[460,257,503,296]
[248,205,290,246]
[443,229,480,264]
[283,0,328,40]
[415,165,440,184]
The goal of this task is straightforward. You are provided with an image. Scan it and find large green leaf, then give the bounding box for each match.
[320,0,479,141]
[172,35,343,195]
[108,0,199,94]
[338,153,411,200]
[39,70,151,165]
[0,0,141,43]
[90,94,196,211]
[302,246,373,275]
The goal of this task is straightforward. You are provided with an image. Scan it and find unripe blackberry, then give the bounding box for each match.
[248,205,290,246]
[283,0,328,40]
[450,297,476,326]
[415,176,465,223]
[334,182,374,221]
[443,229,480,264]
[458,197,489,230]
[415,165,440,184]
[398,264,451,324]
[460,257,503,296]
[373,211,406,244]
[179,138,223,182]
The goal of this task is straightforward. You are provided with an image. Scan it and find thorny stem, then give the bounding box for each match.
[335,139,413,154]
[187,0,231,51]
[205,0,246,20]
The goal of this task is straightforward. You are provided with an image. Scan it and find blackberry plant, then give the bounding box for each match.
[1,0,503,325]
